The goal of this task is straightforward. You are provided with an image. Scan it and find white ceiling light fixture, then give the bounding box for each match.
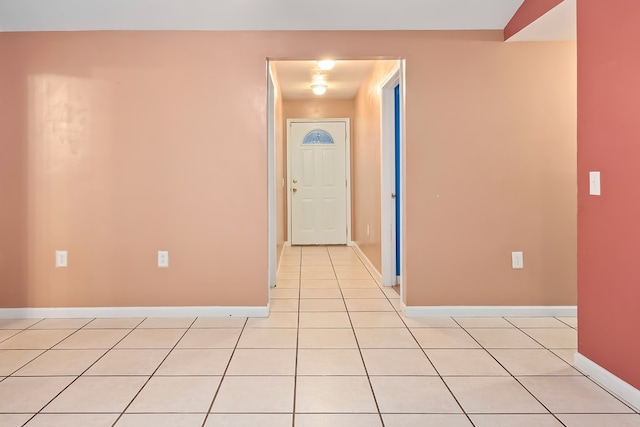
[317,60,336,70]
[311,73,328,95]
[311,83,328,95]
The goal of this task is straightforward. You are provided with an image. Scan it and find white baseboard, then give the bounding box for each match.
[574,352,640,411]
[276,243,288,273]
[0,306,269,319]
[351,242,382,285]
[399,301,408,315]
[404,305,577,318]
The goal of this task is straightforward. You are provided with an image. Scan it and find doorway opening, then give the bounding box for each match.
[268,59,405,305]
[380,65,403,296]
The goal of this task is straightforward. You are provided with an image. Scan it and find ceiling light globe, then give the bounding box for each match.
[317,60,335,70]
[311,84,328,95]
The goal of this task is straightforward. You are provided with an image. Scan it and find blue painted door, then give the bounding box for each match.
[394,84,401,277]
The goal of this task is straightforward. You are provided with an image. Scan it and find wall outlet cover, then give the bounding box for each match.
[511,251,524,269]
[158,250,169,268]
[55,250,68,268]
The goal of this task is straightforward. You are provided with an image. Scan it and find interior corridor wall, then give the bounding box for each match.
[353,60,398,274]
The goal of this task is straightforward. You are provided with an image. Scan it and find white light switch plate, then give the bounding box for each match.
[511,251,524,269]
[158,251,169,268]
[589,171,601,196]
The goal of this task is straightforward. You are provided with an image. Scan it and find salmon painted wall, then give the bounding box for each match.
[282,98,355,243]
[2,32,269,308]
[0,31,576,309]
[504,0,564,40]
[0,38,28,307]
[577,1,640,389]
[353,61,398,272]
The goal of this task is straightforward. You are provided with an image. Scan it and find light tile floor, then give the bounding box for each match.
[0,245,638,427]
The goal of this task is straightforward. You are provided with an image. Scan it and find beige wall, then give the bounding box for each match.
[0,31,576,309]
[352,60,399,272]
[281,98,355,243]
[283,98,355,120]
[405,39,576,306]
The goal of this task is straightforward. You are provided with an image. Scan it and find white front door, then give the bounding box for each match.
[289,120,348,245]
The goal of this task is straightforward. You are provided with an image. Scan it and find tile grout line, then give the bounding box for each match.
[329,247,386,427]
[512,322,637,412]
[291,247,302,427]
[349,248,476,426]
[11,318,143,426]
[400,317,475,426]
[14,318,106,426]
[0,329,25,346]
[110,317,199,427]
[554,316,578,330]
[451,317,569,427]
[199,316,250,427]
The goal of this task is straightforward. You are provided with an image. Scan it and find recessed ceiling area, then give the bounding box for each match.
[272,60,380,100]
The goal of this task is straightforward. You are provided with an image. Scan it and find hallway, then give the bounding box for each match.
[0,245,637,426]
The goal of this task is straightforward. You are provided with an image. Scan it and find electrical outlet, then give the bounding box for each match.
[55,250,68,268]
[158,251,169,268]
[511,251,524,269]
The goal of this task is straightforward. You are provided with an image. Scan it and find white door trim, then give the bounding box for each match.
[287,118,352,246]
[380,62,404,299]
[267,65,277,289]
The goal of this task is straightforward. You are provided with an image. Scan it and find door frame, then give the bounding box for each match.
[380,62,405,295]
[286,118,352,246]
[267,65,277,289]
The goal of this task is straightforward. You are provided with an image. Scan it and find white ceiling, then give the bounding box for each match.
[0,0,525,32]
[273,60,383,100]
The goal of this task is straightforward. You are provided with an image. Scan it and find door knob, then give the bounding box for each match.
[293,179,298,184]
[391,193,396,199]
[292,188,298,193]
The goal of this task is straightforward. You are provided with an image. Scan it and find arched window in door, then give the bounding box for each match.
[302,129,334,145]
